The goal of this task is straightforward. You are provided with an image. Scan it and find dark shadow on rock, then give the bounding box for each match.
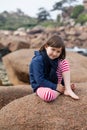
[0,47,11,60]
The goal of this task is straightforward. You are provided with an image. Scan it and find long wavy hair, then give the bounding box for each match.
[39,35,66,60]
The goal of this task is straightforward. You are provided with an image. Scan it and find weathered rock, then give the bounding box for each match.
[2,49,35,85]
[30,34,45,48]
[78,32,87,41]
[0,85,33,110]
[28,26,45,34]
[8,40,30,52]
[0,42,4,49]
[0,34,31,51]
[0,25,87,48]
[0,83,87,130]
[66,51,87,83]
[13,31,27,36]
[0,30,12,36]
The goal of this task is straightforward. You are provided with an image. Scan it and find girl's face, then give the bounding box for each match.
[45,46,62,59]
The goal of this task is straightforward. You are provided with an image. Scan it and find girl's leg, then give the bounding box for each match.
[62,71,79,99]
[36,87,60,102]
[61,79,75,91]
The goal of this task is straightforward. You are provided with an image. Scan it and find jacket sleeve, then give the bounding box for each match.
[31,56,57,90]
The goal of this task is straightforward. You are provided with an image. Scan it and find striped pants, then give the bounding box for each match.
[36,87,58,102]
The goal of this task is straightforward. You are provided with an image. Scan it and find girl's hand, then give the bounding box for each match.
[56,84,65,94]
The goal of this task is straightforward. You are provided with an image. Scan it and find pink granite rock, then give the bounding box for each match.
[0,83,87,130]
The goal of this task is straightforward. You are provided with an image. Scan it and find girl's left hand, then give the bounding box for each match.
[56,84,65,94]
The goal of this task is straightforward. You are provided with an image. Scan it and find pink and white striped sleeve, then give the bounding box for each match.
[56,59,70,84]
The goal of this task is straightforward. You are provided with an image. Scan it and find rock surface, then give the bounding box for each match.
[0,26,87,51]
[0,85,33,110]
[0,83,87,130]
[2,49,35,85]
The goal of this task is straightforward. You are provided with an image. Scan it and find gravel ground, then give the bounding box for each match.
[0,61,11,86]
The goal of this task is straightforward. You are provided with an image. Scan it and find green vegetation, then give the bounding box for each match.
[0,2,87,31]
[0,11,37,30]
[39,20,57,28]
[76,13,87,25]
[0,10,60,30]
[37,8,51,22]
[51,0,77,11]
[71,5,84,18]
[70,5,87,25]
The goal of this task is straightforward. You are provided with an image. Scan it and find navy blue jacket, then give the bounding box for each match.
[29,50,60,92]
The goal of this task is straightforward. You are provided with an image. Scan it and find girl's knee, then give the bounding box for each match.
[44,89,58,102]
[43,90,53,102]
[36,87,58,102]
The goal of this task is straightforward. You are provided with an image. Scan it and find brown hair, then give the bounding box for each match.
[39,35,66,59]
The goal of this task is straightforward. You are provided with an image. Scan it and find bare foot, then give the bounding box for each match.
[57,83,76,94]
[64,89,79,100]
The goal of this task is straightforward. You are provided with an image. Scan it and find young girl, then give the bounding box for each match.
[29,35,79,102]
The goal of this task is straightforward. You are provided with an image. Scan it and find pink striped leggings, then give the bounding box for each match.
[36,87,58,102]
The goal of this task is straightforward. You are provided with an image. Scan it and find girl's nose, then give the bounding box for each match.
[53,52,57,56]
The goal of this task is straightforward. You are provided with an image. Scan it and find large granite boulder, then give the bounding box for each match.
[66,51,87,82]
[0,83,87,130]
[8,40,30,52]
[0,85,33,110]
[2,49,35,85]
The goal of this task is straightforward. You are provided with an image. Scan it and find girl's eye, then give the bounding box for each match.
[57,51,61,53]
[52,48,55,51]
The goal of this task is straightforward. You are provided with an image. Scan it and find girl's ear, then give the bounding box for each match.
[45,44,48,49]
